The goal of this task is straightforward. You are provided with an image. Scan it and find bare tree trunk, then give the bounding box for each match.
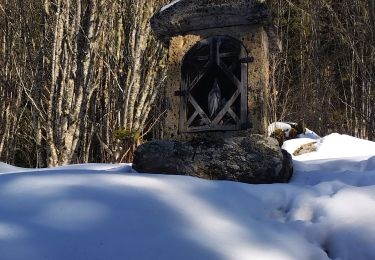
[1,0,167,166]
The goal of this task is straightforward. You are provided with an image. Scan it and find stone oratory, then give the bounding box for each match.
[151,0,281,139]
[133,0,293,185]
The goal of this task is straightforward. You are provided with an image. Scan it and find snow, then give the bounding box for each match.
[267,122,292,137]
[1,133,375,259]
[0,162,26,174]
[300,127,321,140]
[285,133,375,160]
[160,0,181,12]
[267,122,320,139]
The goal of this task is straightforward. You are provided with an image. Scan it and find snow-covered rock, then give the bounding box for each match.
[267,122,292,137]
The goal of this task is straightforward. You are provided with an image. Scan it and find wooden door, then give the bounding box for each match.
[179,36,249,132]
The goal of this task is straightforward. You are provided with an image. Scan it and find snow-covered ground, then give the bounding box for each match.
[0,134,375,260]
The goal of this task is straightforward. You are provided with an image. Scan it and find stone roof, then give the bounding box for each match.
[151,0,270,42]
[151,0,281,52]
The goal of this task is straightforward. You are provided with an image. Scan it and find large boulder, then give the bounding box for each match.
[133,134,293,184]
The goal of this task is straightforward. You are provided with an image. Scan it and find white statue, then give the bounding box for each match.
[208,79,221,118]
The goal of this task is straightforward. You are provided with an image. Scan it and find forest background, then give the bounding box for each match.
[0,0,374,167]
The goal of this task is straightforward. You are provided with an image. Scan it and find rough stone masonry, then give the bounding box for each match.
[133,132,293,184]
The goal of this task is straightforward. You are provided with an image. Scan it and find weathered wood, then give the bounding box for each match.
[212,89,240,125]
[218,61,242,88]
[185,125,239,133]
[180,36,248,132]
[240,47,248,125]
[188,94,211,124]
[187,61,210,92]
[186,111,199,127]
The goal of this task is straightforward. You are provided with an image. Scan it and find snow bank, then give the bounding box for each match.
[298,127,320,140]
[284,133,375,160]
[0,168,328,260]
[284,133,375,174]
[0,133,375,260]
[0,162,26,174]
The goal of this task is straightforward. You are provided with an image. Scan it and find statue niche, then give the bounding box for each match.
[178,36,249,133]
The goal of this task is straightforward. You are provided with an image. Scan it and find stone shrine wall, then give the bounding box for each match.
[162,25,270,140]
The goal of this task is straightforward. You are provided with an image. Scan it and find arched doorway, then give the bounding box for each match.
[179,36,249,132]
